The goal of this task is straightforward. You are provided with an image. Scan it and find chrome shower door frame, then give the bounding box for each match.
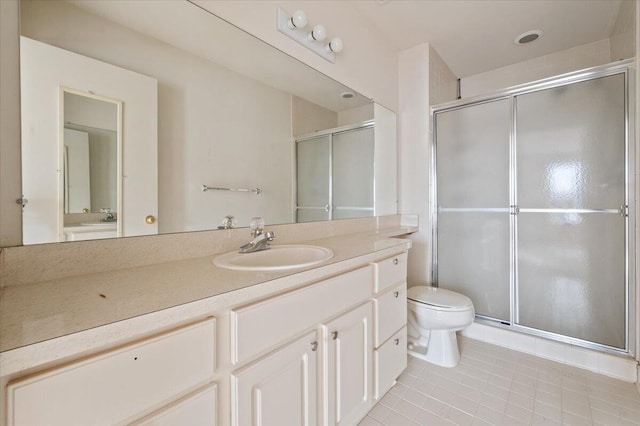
[431,59,636,357]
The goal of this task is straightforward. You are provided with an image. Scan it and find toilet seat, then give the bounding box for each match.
[407,286,473,311]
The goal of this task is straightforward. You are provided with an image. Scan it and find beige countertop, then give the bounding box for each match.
[0,227,415,353]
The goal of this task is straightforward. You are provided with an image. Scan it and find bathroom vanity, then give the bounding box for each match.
[0,224,413,425]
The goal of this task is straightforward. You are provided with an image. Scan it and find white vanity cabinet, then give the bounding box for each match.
[6,319,216,426]
[372,253,409,399]
[229,250,408,426]
[2,245,411,426]
[322,302,373,426]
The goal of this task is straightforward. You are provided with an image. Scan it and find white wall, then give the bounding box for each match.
[398,44,459,285]
[338,104,374,127]
[429,47,458,106]
[291,96,337,137]
[65,94,117,132]
[193,1,399,112]
[0,0,22,247]
[610,0,636,61]
[398,44,432,285]
[461,39,612,98]
[22,1,294,233]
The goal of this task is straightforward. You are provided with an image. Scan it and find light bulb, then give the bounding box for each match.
[288,10,307,30]
[308,24,327,42]
[326,37,343,53]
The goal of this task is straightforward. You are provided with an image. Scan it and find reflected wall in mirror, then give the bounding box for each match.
[17,0,397,245]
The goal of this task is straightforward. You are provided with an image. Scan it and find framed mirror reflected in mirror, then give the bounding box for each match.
[15,0,398,246]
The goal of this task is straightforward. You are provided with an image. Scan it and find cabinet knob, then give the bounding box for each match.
[145,215,156,224]
[393,258,399,265]
[331,331,338,340]
[311,341,318,351]
[394,338,400,346]
[394,291,399,298]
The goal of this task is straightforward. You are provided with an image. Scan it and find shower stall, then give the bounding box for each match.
[432,61,636,355]
[295,122,375,222]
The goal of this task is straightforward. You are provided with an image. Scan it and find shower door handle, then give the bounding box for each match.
[619,205,628,218]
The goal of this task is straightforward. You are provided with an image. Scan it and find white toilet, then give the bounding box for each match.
[407,286,475,368]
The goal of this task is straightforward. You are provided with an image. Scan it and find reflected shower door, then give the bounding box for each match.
[332,127,374,220]
[515,74,627,349]
[296,136,330,222]
[435,99,511,322]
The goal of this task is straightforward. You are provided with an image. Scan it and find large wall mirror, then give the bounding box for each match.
[16,0,398,246]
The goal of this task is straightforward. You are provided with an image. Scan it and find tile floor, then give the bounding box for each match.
[361,337,640,426]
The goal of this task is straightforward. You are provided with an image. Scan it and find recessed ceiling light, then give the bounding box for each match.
[514,30,543,45]
[341,91,355,99]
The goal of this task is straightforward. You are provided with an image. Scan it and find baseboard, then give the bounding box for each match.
[461,322,638,383]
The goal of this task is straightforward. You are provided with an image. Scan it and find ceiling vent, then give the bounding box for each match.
[514,30,543,45]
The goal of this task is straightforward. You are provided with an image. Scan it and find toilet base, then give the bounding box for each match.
[407,330,461,368]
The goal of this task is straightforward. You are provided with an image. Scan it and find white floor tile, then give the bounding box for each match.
[365,337,640,426]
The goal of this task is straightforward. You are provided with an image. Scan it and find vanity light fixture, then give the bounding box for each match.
[277,8,343,63]
[287,10,307,30]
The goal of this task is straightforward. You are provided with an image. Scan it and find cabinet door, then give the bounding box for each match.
[231,331,318,426]
[323,302,373,426]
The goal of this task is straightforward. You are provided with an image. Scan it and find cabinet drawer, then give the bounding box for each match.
[374,282,407,347]
[231,266,371,365]
[7,318,216,426]
[374,326,407,400]
[374,252,407,293]
[133,383,217,426]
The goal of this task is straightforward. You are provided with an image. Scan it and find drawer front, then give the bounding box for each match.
[374,252,407,293]
[133,383,217,426]
[7,318,216,426]
[231,266,372,365]
[374,282,407,347]
[374,326,407,400]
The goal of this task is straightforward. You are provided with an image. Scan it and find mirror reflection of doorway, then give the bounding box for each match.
[61,90,120,241]
[20,36,158,244]
[63,92,118,217]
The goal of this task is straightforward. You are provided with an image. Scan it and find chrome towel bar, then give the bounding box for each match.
[202,185,261,194]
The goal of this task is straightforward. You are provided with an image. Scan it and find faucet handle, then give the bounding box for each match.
[221,215,235,229]
[249,216,264,237]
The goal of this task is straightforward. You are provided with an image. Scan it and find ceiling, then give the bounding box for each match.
[349,0,624,78]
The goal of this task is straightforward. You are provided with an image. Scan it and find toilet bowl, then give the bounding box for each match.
[407,286,475,368]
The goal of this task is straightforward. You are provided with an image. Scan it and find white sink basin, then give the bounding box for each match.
[213,245,334,272]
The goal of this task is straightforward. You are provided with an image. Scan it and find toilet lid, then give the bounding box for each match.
[407,286,473,309]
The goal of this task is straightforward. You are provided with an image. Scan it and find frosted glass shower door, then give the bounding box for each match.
[332,127,374,220]
[515,74,627,349]
[296,136,331,223]
[435,99,511,322]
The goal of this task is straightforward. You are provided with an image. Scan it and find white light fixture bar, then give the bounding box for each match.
[277,8,339,63]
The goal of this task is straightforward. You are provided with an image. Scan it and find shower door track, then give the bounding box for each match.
[430,59,636,357]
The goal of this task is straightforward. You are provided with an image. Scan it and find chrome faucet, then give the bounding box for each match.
[239,231,275,253]
[239,217,274,253]
[100,208,116,222]
[218,215,235,229]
